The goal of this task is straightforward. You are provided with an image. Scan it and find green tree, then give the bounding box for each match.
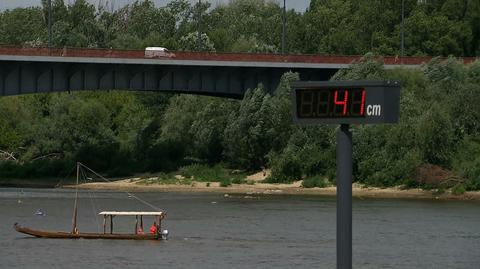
[0,7,46,46]
[223,87,275,170]
[402,9,471,56]
[178,31,215,52]
[190,98,235,163]
[302,0,358,54]
[416,103,455,166]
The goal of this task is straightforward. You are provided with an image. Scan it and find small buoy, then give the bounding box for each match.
[224,194,229,198]
[34,209,46,216]
[17,200,22,204]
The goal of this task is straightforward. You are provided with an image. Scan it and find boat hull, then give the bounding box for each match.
[14,223,160,240]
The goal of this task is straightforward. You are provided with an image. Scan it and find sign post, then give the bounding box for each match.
[292,80,401,269]
[337,123,352,269]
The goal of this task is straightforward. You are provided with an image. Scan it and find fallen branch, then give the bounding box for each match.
[30,153,63,162]
[0,149,17,161]
[439,177,465,186]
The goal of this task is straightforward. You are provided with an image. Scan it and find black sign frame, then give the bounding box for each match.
[291,80,401,124]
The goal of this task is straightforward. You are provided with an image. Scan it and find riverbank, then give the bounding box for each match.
[0,178,63,188]
[66,178,480,201]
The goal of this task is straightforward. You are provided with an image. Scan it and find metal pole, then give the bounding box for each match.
[337,124,352,269]
[281,0,286,54]
[197,0,202,51]
[48,0,52,48]
[401,0,405,58]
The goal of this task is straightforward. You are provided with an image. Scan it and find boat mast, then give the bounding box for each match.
[71,162,79,234]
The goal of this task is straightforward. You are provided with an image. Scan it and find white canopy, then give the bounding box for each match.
[99,211,164,216]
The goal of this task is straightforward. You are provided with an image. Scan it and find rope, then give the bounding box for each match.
[80,167,101,232]
[87,188,101,232]
[55,164,76,188]
[78,162,163,212]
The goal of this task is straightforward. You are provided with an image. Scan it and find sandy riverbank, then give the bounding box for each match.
[67,178,480,201]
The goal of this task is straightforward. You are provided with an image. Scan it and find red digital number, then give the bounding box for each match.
[334,90,349,116]
[360,89,365,115]
[350,88,366,116]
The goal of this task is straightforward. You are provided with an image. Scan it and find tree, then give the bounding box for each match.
[0,7,46,46]
[416,103,455,166]
[223,87,275,170]
[402,9,472,56]
[178,31,215,52]
[190,98,235,163]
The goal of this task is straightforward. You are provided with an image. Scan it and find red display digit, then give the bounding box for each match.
[360,88,365,115]
[334,90,349,116]
[350,88,366,116]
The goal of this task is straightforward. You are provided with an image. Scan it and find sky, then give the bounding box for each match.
[0,0,311,11]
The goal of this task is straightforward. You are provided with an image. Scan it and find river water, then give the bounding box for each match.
[0,188,479,269]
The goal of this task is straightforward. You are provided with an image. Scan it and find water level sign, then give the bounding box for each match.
[292,80,401,124]
[291,80,401,269]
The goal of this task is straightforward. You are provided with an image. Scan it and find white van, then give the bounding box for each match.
[144,47,175,58]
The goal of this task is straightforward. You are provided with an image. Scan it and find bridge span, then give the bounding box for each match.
[0,47,475,98]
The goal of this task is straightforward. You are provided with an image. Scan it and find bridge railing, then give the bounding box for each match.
[0,46,477,65]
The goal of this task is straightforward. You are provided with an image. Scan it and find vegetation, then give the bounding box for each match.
[0,0,479,191]
[136,173,192,185]
[302,175,329,188]
[178,164,246,182]
[1,0,478,56]
[220,178,232,187]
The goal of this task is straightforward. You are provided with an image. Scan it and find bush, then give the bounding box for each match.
[355,123,422,187]
[453,137,480,191]
[220,178,231,187]
[415,103,455,167]
[0,159,74,179]
[452,184,466,195]
[302,175,328,188]
[179,164,223,181]
[464,163,480,191]
[267,151,302,183]
[179,163,246,182]
[231,178,246,184]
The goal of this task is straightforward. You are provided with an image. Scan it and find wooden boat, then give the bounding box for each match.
[14,163,168,240]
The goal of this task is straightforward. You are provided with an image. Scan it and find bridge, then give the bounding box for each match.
[0,47,476,98]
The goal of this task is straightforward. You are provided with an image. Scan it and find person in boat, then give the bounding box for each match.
[150,221,157,234]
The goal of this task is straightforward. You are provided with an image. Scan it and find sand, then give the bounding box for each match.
[67,179,480,201]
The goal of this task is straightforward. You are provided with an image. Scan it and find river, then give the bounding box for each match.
[0,188,479,268]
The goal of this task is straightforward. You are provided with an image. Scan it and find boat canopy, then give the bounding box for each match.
[99,211,164,216]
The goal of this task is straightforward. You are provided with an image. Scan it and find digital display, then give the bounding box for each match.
[292,81,401,125]
[296,88,366,118]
